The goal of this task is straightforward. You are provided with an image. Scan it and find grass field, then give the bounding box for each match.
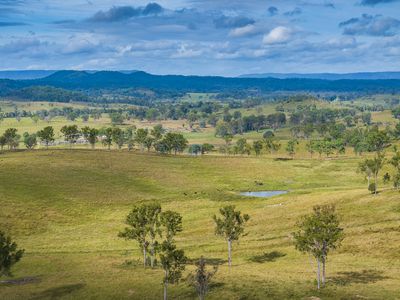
[0,150,399,299]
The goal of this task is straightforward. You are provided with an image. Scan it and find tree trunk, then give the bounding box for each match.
[367,175,370,187]
[228,239,232,267]
[143,247,147,268]
[322,256,326,286]
[164,270,168,300]
[150,242,155,268]
[374,173,378,195]
[316,258,321,290]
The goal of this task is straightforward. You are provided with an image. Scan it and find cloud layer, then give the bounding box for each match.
[0,0,400,75]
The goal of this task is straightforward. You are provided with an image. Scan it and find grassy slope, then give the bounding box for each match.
[0,150,399,299]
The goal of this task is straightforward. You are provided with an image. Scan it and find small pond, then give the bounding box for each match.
[240,190,288,198]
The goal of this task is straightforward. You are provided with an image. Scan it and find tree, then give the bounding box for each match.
[389,146,400,190]
[188,257,218,300]
[253,140,263,156]
[369,152,386,195]
[118,203,162,268]
[189,144,202,156]
[0,135,6,150]
[112,127,125,150]
[163,133,188,155]
[125,127,136,151]
[109,112,125,125]
[3,128,20,150]
[0,231,24,277]
[23,132,37,149]
[144,137,154,152]
[361,112,372,125]
[293,205,344,289]
[160,211,183,242]
[286,139,298,158]
[160,240,187,300]
[366,129,390,152]
[201,143,214,154]
[306,140,315,158]
[145,203,162,268]
[31,115,40,124]
[102,127,113,150]
[81,127,99,149]
[119,205,150,268]
[358,159,374,188]
[60,125,80,147]
[151,124,165,142]
[135,128,148,152]
[213,206,250,267]
[37,126,55,149]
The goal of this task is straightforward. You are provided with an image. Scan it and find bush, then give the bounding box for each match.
[368,182,376,194]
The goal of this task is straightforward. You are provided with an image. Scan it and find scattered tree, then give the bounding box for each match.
[213,206,250,267]
[0,231,24,277]
[293,205,344,289]
[37,126,55,149]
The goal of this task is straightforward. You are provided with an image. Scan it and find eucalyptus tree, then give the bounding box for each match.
[112,127,125,150]
[101,127,113,150]
[145,203,162,268]
[125,127,135,151]
[286,139,298,158]
[389,146,400,190]
[151,124,165,142]
[213,206,250,267]
[37,126,55,149]
[135,128,148,152]
[0,136,6,150]
[119,205,150,268]
[160,210,183,242]
[253,140,263,156]
[370,152,386,195]
[358,159,374,188]
[81,126,99,149]
[60,125,80,147]
[160,240,187,300]
[3,128,20,150]
[293,205,344,289]
[0,231,24,277]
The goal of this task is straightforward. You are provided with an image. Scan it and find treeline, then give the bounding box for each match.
[0,125,190,156]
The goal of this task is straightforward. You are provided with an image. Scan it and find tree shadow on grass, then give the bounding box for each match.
[331,269,388,286]
[0,276,41,286]
[186,257,227,265]
[31,283,85,299]
[248,251,286,263]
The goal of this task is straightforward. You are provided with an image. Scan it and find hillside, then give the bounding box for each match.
[0,150,399,299]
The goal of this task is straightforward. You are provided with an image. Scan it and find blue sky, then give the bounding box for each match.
[1,0,400,76]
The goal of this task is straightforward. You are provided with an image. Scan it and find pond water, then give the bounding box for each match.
[240,190,288,198]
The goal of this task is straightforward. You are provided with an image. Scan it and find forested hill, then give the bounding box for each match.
[2,70,400,103]
[29,70,400,93]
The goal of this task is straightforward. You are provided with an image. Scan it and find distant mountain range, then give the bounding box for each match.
[239,72,400,80]
[2,70,400,81]
[2,70,400,100]
[0,70,138,80]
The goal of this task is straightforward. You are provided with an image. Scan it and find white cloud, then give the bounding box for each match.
[229,24,258,37]
[263,26,292,44]
[171,44,203,58]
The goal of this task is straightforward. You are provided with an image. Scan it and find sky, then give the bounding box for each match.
[1,0,400,76]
